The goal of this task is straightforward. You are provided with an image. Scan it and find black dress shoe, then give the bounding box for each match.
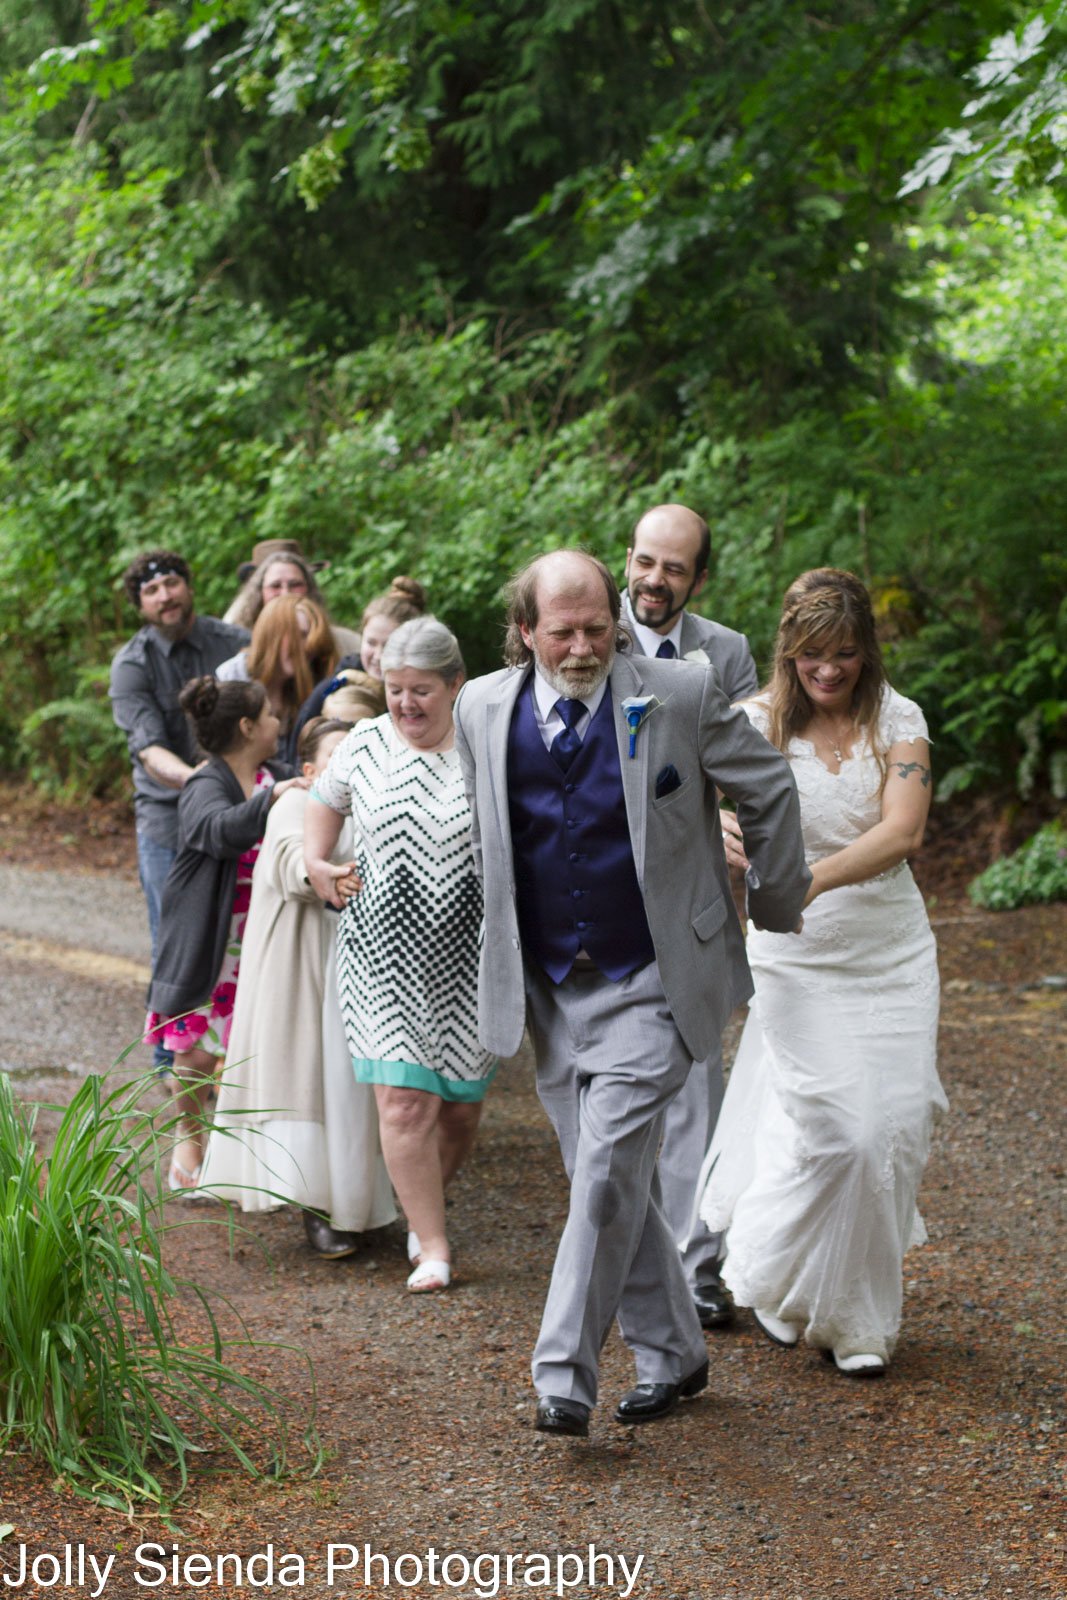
[302,1209,360,1259]
[535,1396,590,1437]
[613,1358,709,1425]
[693,1274,735,1329]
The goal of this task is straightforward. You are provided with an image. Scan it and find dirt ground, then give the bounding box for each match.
[0,784,1063,1599]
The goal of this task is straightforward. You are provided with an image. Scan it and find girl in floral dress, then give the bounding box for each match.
[146,675,306,1190]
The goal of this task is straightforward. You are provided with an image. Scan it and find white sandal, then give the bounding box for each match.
[753,1307,800,1347]
[167,1156,210,1200]
[407,1259,451,1293]
[407,1231,421,1265]
[833,1350,886,1377]
[168,1156,201,1191]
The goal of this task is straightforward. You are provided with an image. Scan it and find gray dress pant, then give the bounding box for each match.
[524,960,707,1410]
[658,1048,726,1289]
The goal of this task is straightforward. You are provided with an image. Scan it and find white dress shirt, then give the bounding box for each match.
[622,593,685,660]
[530,668,609,752]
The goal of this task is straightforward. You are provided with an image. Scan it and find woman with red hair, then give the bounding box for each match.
[217,595,337,763]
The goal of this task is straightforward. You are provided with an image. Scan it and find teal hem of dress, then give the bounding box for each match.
[353,1057,498,1103]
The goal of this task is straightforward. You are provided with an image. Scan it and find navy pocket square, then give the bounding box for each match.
[655,764,682,799]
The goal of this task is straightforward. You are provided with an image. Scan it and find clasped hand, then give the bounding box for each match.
[721,809,805,932]
[720,809,749,877]
[308,858,362,909]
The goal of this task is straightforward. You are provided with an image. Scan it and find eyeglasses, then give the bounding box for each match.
[263,576,309,596]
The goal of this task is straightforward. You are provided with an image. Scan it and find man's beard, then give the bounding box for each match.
[533,642,615,701]
[628,578,695,630]
[152,601,195,642]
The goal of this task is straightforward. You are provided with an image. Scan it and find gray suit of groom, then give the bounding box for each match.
[623,595,759,1295]
[454,643,809,1412]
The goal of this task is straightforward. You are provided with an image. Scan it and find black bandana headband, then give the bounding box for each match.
[139,559,185,590]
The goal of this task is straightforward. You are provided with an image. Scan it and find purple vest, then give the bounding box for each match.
[507,676,655,983]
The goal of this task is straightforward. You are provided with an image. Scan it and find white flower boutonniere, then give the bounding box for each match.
[683,647,710,665]
[620,694,662,758]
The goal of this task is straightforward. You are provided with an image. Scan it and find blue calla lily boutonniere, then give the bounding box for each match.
[620,694,661,758]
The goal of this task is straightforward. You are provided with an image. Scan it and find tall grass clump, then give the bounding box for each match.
[0,1069,316,1510]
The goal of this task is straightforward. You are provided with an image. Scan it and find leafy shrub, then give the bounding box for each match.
[968,821,1067,910]
[249,322,637,676]
[0,136,307,770]
[20,667,129,800]
[0,1069,316,1511]
[2,136,1066,806]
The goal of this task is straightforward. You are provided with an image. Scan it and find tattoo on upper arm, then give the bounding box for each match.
[891,760,930,787]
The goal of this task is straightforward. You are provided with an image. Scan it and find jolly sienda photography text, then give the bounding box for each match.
[0,1541,646,1599]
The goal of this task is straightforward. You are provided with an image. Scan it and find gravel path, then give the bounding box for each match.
[0,860,1063,1599]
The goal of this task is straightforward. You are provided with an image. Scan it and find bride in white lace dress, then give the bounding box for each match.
[700,569,947,1376]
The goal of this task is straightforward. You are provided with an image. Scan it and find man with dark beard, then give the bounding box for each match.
[623,503,758,1332]
[453,550,808,1437]
[109,551,248,1064]
[624,503,756,690]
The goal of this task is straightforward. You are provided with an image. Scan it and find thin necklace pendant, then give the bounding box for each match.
[817,720,850,764]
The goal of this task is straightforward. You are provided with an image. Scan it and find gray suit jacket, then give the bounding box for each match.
[453,652,810,1062]
[627,605,759,704]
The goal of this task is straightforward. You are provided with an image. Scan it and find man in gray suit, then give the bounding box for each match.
[624,502,756,689]
[453,551,809,1437]
[623,503,758,1331]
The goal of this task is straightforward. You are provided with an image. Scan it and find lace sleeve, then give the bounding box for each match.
[736,695,771,739]
[882,687,930,747]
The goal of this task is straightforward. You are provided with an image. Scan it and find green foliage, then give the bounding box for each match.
[968,820,1067,909]
[528,3,1008,407]
[0,132,309,766]
[0,9,1065,805]
[0,1068,317,1511]
[875,199,1067,796]
[249,321,635,674]
[901,5,1067,202]
[21,668,129,799]
[4,0,1022,380]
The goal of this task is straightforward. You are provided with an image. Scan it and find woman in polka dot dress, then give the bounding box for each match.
[304,618,495,1293]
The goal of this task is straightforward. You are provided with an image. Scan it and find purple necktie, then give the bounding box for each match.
[656,639,677,659]
[550,698,587,772]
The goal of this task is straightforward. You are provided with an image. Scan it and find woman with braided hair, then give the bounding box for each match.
[700,569,946,1376]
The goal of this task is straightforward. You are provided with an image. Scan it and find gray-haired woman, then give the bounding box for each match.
[304,617,496,1292]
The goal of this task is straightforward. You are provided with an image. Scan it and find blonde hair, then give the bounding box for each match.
[360,575,427,632]
[320,667,384,720]
[764,568,887,773]
[245,596,337,725]
[323,686,386,723]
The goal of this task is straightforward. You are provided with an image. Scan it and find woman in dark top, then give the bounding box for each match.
[146,676,307,1191]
